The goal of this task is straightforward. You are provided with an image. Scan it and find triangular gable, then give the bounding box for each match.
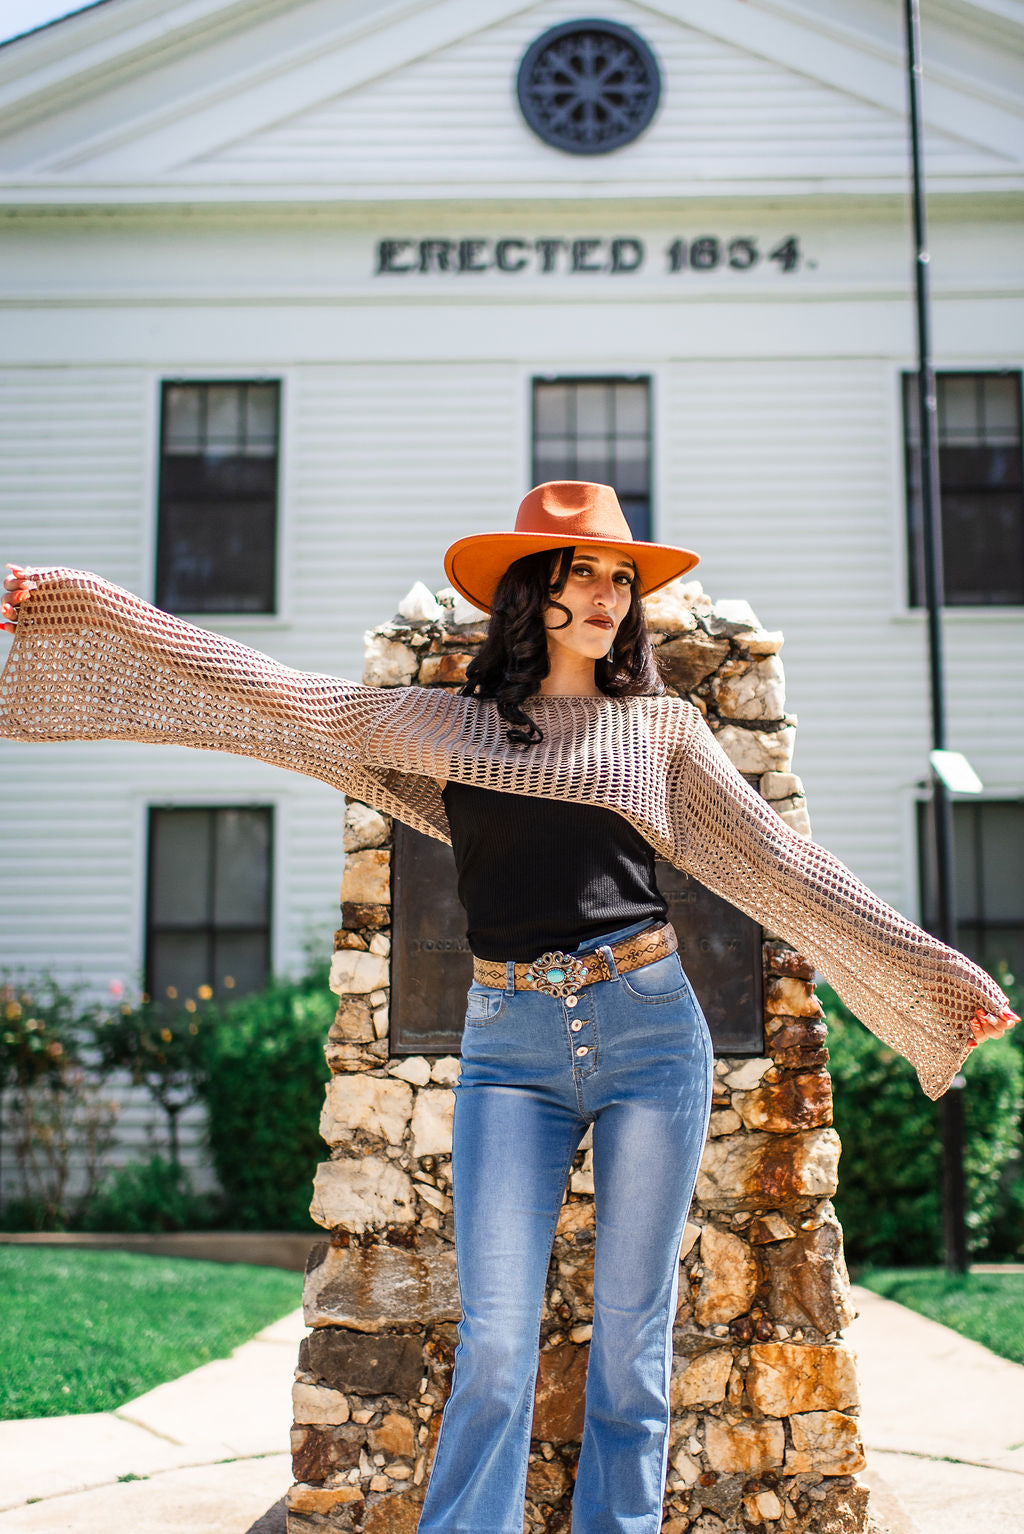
[185,0,1012,188]
[0,0,1019,198]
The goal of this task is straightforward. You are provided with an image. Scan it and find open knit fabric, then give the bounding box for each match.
[0,569,1009,1098]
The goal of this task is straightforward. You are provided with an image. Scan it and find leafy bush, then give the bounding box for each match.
[1,976,119,1229]
[79,1155,215,1233]
[196,972,333,1230]
[822,984,1024,1266]
[88,996,208,1168]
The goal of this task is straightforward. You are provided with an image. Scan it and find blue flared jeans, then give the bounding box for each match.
[417,919,714,1534]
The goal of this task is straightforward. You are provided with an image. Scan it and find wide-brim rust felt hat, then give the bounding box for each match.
[443,481,700,614]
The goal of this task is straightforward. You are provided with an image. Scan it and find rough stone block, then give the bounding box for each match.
[369,1410,417,1458]
[291,1422,364,1480]
[556,1199,595,1238]
[642,581,701,633]
[411,1088,455,1158]
[694,1225,758,1325]
[362,1490,424,1534]
[287,1483,365,1514]
[733,1071,833,1134]
[304,1242,461,1331]
[329,998,375,1044]
[703,1416,784,1473]
[341,901,390,930]
[343,803,389,852]
[340,850,391,906]
[713,723,795,774]
[319,1075,413,1147]
[292,1381,350,1425]
[388,1055,432,1086]
[712,655,786,721]
[363,634,418,687]
[671,1348,733,1407]
[419,652,473,684]
[719,1057,771,1092]
[739,630,784,657]
[696,1129,841,1210]
[330,949,390,996]
[309,1158,416,1232]
[786,1410,866,1474]
[527,1455,572,1502]
[656,631,730,692]
[301,1328,426,1398]
[532,1342,589,1441]
[747,1342,859,1415]
[765,976,823,1018]
[763,1209,856,1332]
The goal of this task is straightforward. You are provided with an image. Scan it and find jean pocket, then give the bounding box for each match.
[618,952,693,1004]
[464,985,507,1026]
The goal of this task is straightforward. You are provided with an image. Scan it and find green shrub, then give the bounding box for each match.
[79,1155,215,1233]
[822,985,1024,1266]
[195,972,333,1230]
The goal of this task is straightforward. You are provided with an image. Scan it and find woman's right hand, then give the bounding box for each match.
[2,564,39,633]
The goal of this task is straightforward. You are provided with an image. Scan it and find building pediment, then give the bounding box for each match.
[0,0,1020,201]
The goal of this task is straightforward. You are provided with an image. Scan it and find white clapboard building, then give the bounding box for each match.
[0,0,1022,1176]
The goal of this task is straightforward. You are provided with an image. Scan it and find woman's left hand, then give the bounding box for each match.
[969,1007,1019,1046]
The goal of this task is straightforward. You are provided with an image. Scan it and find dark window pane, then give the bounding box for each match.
[978,804,1024,923]
[531,377,652,541]
[613,381,648,437]
[214,932,271,998]
[156,381,279,614]
[149,931,212,1006]
[575,382,612,438]
[149,810,211,927]
[534,383,571,437]
[214,810,272,926]
[904,371,1023,607]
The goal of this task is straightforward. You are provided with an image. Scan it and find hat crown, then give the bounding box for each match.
[514,481,633,543]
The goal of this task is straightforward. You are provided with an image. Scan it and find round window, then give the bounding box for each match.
[516,20,661,156]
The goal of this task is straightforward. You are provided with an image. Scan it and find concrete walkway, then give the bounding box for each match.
[848,1283,1024,1534]
[1,1284,1023,1531]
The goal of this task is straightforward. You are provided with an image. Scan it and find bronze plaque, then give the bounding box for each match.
[389,824,763,1056]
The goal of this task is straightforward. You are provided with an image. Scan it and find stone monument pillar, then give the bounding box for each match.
[284,578,869,1534]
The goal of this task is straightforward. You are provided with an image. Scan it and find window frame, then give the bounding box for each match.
[144,804,275,1005]
[916,793,1024,981]
[530,373,654,542]
[154,376,284,620]
[901,366,1024,612]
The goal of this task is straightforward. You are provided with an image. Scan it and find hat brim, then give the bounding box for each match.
[444,532,700,615]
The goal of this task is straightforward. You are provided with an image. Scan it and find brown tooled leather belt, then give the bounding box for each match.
[472,922,678,997]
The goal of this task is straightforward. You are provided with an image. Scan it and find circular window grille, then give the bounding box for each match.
[516,20,661,156]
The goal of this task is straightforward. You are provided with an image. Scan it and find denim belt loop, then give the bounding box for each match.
[598,942,621,981]
[505,960,516,996]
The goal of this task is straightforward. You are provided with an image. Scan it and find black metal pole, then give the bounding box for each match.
[903,0,968,1274]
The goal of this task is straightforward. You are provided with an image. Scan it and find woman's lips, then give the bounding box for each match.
[585,617,613,629]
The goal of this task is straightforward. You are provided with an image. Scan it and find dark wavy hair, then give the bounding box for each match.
[461,546,665,745]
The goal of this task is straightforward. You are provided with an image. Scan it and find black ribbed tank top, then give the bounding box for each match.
[441,779,667,961]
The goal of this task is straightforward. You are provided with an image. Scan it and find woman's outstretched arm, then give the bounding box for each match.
[668,704,1016,1098]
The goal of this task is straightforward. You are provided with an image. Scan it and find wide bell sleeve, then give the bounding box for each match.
[670,706,1010,1099]
[0,568,450,839]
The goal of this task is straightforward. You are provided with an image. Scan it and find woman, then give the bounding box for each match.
[1,480,1016,1534]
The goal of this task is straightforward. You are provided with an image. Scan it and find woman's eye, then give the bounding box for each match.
[615,573,634,586]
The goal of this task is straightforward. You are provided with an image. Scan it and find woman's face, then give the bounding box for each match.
[544,543,637,663]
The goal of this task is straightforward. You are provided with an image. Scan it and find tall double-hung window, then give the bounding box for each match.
[146,807,273,1005]
[919,800,1024,984]
[903,371,1023,606]
[532,378,652,540]
[156,380,280,614]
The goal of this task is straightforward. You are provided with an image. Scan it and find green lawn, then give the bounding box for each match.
[859,1267,1024,1366]
[0,1246,302,1420]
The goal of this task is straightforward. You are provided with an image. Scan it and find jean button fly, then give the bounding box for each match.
[575,1045,589,1056]
[571,1019,584,1032]
[565,996,578,1008]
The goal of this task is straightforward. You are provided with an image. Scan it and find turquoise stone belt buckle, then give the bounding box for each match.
[526,950,591,997]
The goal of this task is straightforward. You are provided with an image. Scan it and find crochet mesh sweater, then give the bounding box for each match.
[0,569,1009,1098]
